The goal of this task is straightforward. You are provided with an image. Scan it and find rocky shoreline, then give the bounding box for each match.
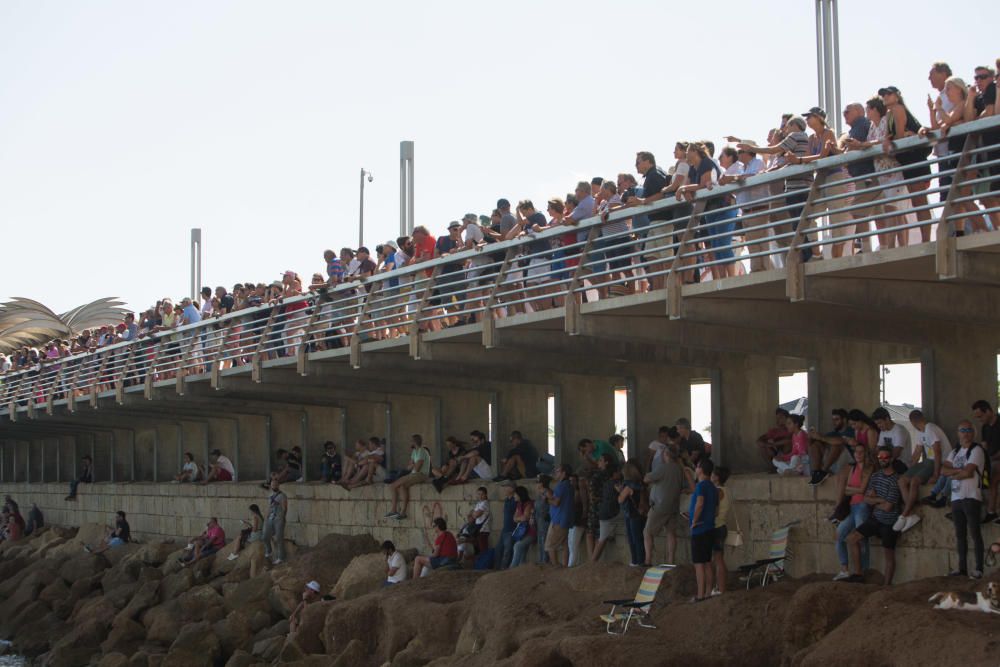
[2,523,999,666]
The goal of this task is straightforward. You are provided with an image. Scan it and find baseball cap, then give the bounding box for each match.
[496,198,510,209]
[462,213,478,223]
[306,580,321,593]
[802,106,826,119]
[357,246,370,254]
[877,86,900,96]
[382,239,397,250]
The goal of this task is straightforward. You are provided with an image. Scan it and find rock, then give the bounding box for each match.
[6,599,51,637]
[0,569,52,633]
[250,635,283,662]
[161,621,222,667]
[101,617,147,655]
[213,610,256,659]
[38,578,71,604]
[98,653,131,667]
[69,591,118,627]
[39,644,98,667]
[223,650,262,667]
[159,567,195,601]
[142,601,183,644]
[114,579,162,625]
[177,584,225,621]
[128,542,177,568]
[292,600,335,655]
[277,637,306,663]
[106,581,141,609]
[253,618,289,643]
[332,552,388,600]
[103,543,143,568]
[274,534,378,611]
[54,572,103,618]
[330,639,367,667]
[58,552,109,583]
[102,559,140,593]
[13,611,66,657]
[223,573,273,615]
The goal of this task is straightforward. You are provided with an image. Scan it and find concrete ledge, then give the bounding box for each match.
[0,474,989,583]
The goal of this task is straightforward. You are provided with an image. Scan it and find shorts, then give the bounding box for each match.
[107,537,125,548]
[215,469,233,482]
[903,459,935,483]
[429,556,457,569]
[598,519,616,542]
[544,524,568,551]
[855,517,898,550]
[525,257,550,285]
[691,531,714,564]
[372,466,387,483]
[712,525,727,552]
[396,471,428,487]
[643,503,678,538]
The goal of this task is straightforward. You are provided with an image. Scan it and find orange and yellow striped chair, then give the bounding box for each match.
[600,564,676,635]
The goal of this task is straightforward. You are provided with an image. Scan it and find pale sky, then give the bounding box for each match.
[0,0,993,314]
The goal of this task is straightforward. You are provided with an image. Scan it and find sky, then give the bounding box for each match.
[0,0,995,315]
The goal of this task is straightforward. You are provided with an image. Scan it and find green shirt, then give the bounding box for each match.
[410,447,430,473]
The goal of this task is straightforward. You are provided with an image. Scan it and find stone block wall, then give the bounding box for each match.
[0,474,989,583]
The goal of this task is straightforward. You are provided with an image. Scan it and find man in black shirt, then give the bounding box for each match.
[674,418,707,467]
[972,66,1000,231]
[972,399,1000,522]
[625,151,673,289]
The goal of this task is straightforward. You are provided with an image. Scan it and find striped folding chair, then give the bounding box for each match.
[599,564,676,635]
[738,520,800,590]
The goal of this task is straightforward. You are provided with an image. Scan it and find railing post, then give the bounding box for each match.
[482,248,518,348]
[116,344,137,405]
[666,200,707,319]
[26,367,42,420]
[564,227,600,335]
[46,364,65,415]
[66,357,85,413]
[296,297,327,376]
[90,350,111,408]
[785,170,828,302]
[175,328,200,396]
[210,318,236,389]
[936,133,977,280]
[350,282,382,370]
[408,265,442,360]
[251,307,279,384]
[144,340,163,400]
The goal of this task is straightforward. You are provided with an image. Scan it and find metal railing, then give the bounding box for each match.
[2,114,999,416]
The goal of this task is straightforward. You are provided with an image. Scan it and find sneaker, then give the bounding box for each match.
[902,515,921,532]
[920,494,937,506]
[892,516,907,532]
[970,570,984,580]
[948,569,967,577]
[832,571,850,581]
[983,513,999,524]
[184,543,194,551]
[383,511,399,519]
[395,513,407,520]
[808,471,823,486]
[84,545,92,553]
[271,559,283,566]
[227,553,239,561]
[710,588,721,597]
[931,496,947,509]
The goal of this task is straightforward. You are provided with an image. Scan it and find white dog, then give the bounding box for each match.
[929,581,1000,614]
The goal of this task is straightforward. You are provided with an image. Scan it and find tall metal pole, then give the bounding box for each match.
[822,0,835,124]
[359,168,371,248]
[190,228,202,302]
[815,0,825,110]
[831,0,843,134]
[399,141,414,236]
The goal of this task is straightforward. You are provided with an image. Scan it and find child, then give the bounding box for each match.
[773,414,810,476]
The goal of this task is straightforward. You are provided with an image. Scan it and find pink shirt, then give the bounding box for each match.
[776,430,809,463]
[205,524,226,550]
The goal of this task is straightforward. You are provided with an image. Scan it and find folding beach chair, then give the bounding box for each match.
[599,564,676,635]
[737,520,800,590]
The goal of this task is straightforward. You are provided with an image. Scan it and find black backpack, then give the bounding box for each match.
[968,442,991,490]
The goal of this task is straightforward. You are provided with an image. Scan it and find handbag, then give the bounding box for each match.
[511,522,528,543]
[725,511,744,548]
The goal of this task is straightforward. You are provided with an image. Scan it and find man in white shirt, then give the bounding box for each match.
[927,61,955,157]
[872,407,911,472]
[940,421,986,578]
[896,409,949,532]
[383,540,408,585]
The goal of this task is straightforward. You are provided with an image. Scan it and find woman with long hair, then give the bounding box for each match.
[832,441,875,580]
[509,485,537,567]
[881,86,932,243]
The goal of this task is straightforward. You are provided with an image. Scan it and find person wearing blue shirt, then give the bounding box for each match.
[689,458,718,602]
[497,481,518,569]
[544,464,574,566]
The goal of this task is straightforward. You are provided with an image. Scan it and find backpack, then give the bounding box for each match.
[968,443,991,490]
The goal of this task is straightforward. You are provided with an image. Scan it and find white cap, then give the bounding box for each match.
[306,580,321,593]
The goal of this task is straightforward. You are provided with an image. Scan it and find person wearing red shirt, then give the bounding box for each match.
[412,517,458,578]
[178,517,227,566]
[756,407,793,468]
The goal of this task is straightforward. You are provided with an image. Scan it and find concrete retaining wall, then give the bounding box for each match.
[1,474,990,583]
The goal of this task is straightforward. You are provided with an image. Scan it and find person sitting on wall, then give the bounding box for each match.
[65,454,94,500]
[452,431,494,484]
[264,448,302,487]
[493,431,539,482]
[338,440,370,485]
[756,408,792,470]
[345,438,387,489]
[86,511,131,554]
[320,441,342,483]
[413,517,459,578]
[174,451,202,483]
[202,449,235,483]
[807,408,854,486]
[386,434,432,520]
[431,437,467,491]
[178,517,226,566]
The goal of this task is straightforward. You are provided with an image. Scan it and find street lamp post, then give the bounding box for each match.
[359,168,373,247]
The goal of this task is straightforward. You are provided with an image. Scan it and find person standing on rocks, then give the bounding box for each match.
[543,464,574,566]
[263,479,288,566]
[643,441,689,566]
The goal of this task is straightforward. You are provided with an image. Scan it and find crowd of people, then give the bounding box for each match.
[1,58,998,394]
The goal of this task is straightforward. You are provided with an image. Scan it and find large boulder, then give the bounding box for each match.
[159,567,195,601]
[332,552,389,600]
[106,581,141,609]
[142,601,184,644]
[102,543,143,568]
[250,635,283,663]
[223,572,273,616]
[114,579,162,625]
[177,584,225,621]
[127,542,177,568]
[291,600,335,655]
[212,609,257,659]
[162,621,222,667]
[223,650,262,667]
[37,578,71,604]
[13,610,66,657]
[98,653,131,667]
[101,617,147,656]
[58,552,110,583]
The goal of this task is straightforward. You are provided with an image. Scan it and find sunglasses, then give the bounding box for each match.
[959,427,974,433]
[877,456,891,461]
[974,73,992,80]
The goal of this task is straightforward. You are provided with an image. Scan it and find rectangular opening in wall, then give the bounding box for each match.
[879,362,922,410]
[689,381,712,444]
[546,392,556,457]
[613,387,629,450]
[779,370,809,425]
